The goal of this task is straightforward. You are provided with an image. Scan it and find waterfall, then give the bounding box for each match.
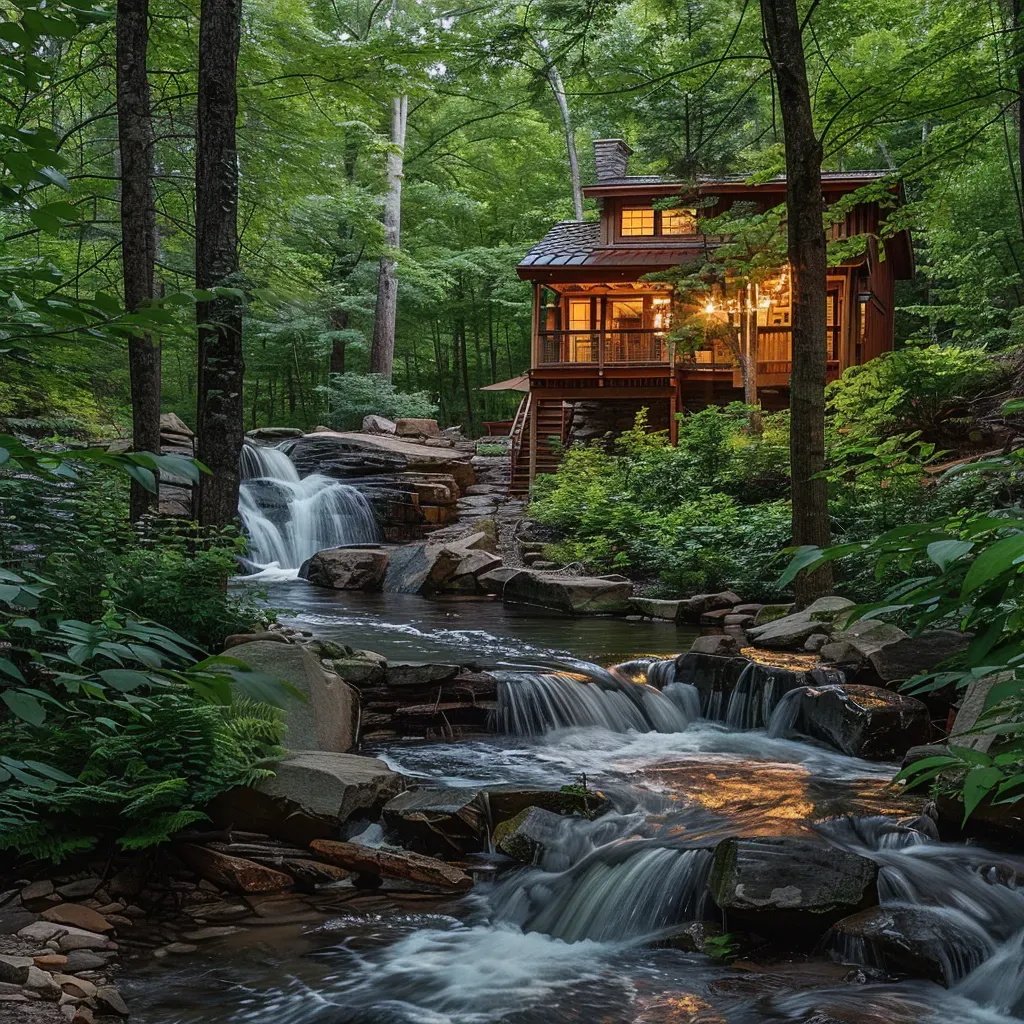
[819,815,1024,999]
[493,664,691,735]
[493,842,713,943]
[237,441,378,577]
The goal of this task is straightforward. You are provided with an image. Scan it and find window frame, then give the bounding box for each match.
[616,202,700,240]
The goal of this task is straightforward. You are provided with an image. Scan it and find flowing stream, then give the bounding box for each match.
[238,442,377,580]
[125,584,1024,1024]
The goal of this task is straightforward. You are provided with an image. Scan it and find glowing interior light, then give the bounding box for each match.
[704,299,716,314]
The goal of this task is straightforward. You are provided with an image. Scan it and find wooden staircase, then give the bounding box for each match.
[509,394,568,495]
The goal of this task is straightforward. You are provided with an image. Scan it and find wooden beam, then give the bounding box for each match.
[528,398,538,487]
[528,386,675,400]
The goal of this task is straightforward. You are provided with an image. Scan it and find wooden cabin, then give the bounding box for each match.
[509,139,914,493]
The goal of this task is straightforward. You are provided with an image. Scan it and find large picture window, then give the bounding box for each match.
[661,207,698,235]
[621,208,654,236]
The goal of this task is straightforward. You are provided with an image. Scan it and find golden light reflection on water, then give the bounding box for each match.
[642,759,923,836]
[740,647,821,671]
[630,993,725,1024]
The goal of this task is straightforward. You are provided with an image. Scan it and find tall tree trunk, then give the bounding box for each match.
[116,0,160,522]
[761,0,833,603]
[370,94,408,380]
[195,0,244,527]
[545,60,583,221]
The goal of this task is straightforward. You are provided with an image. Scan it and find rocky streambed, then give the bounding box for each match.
[77,583,1022,1024]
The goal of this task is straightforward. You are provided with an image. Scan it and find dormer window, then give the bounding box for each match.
[661,208,698,235]
[619,205,699,238]
[621,208,654,236]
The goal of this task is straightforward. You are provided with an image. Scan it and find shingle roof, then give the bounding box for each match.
[517,219,701,270]
[587,170,891,188]
[518,220,601,267]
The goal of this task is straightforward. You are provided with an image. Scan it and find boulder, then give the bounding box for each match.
[675,593,736,623]
[689,634,741,657]
[159,411,192,437]
[383,543,464,594]
[223,631,290,650]
[631,598,683,621]
[949,676,1003,753]
[484,783,609,822]
[386,663,460,688]
[477,567,520,595]
[0,955,31,985]
[754,603,794,625]
[208,751,406,844]
[746,598,855,650]
[829,905,988,984]
[820,620,909,665]
[868,630,970,685]
[177,845,293,894]
[799,684,932,760]
[227,641,359,752]
[493,806,566,863]
[710,837,877,930]
[395,418,440,438]
[382,787,490,856]
[449,550,502,582]
[330,652,387,687]
[310,839,473,891]
[246,426,304,441]
[305,548,389,591]
[502,570,633,616]
[41,905,112,934]
[803,633,829,652]
[361,414,397,435]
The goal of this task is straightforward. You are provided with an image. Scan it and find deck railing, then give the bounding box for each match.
[538,329,670,367]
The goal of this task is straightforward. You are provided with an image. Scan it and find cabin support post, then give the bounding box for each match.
[669,392,678,445]
[531,282,541,366]
[528,397,538,487]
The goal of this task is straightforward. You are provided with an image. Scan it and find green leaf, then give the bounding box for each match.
[927,539,973,571]
[960,534,1024,600]
[98,669,151,693]
[963,765,1004,822]
[1,690,45,725]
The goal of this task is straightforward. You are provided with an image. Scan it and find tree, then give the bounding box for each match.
[116,0,160,522]
[195,0,244,526]
[369,94,409,380]
[760,0,833,604]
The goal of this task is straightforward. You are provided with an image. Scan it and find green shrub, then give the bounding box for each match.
[827,345,1002,440]
[322,372,438,431]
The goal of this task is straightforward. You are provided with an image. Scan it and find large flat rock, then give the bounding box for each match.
[226,641,359,752]
[502,570,633,615]
[290,431,475,491]
[208,750,406,844]
[310,839,473,891]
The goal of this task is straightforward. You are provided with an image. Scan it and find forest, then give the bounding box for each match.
[5,0,1024,1021]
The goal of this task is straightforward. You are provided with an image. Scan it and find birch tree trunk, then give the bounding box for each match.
[195,0,244,527]
[370,94,408,380]
[761,0,833,602]
[116,0,160,521]
[546,61,583,221]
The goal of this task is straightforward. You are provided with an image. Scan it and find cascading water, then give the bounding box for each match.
[237,441,378,578]
[493,662,693,735]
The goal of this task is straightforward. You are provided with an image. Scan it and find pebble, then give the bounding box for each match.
[56,879,101,901]
[32,954,67,970]
[164,943,198,955]
[42,904,113,934]
[20,881,54,902]
[53,974,96,999]
[25,964,62,1000]
[95,903,124,916]
[20,921,66,943]
[95,986,130,1017]
[182,925,240,941]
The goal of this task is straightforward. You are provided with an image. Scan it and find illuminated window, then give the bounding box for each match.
[621,208,654,236]
[661,208,697,235]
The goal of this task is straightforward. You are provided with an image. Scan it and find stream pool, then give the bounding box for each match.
[122,582,1024,1024]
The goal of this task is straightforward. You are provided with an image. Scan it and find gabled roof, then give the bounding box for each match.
[518,221,601,267]
[581,169,894,197]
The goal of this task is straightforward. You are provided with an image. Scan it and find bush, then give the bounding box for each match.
[827,345,1002,440]
[322,372,438,431]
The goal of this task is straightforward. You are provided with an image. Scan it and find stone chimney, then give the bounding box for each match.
[593,138,633,182]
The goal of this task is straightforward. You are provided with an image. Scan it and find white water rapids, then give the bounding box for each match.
[237,442,377,580]
[125,607,1024,1024]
